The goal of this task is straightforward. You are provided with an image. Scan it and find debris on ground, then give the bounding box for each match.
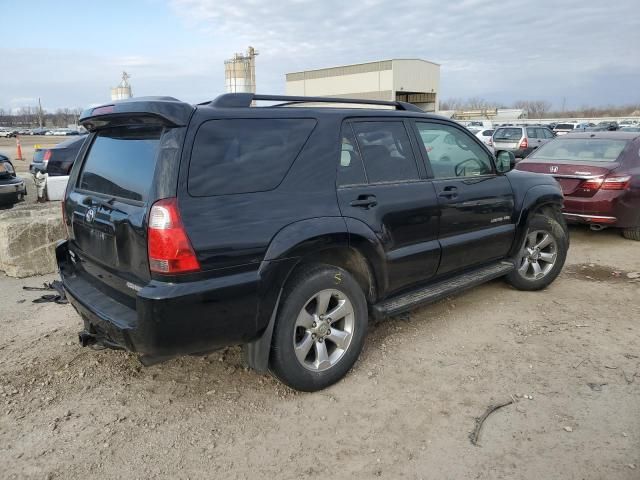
[469,399,513,446]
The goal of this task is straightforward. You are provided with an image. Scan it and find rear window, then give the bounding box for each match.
[529,138,629,162]
[33,150,45,162]
[493,128,522,140]
[555,124,575,130]
[78,126,162,202]
[188,119,316,196]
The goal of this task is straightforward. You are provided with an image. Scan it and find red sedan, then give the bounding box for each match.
[516,132,640,240]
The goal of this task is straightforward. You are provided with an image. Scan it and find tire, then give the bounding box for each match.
[269,264,368,392]
[622,227,640,241]
[505,213,568,291]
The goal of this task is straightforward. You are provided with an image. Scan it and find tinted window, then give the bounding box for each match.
[78,126,161,202]
[337,124,366,186]
[494,128,523,141]
[352,121,419,183]
[189,119,315,196]
[416,123,493,178]
[555,123,575,130]
[482,130,494,136]
[527,128,539,139]
[541,128,554,139]
[529,138,629,162]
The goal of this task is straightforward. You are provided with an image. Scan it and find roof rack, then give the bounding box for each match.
[208,93,424,112]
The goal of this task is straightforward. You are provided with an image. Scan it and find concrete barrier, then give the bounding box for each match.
[0,202,64,277]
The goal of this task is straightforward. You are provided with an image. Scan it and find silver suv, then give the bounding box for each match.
[492,126,554,159]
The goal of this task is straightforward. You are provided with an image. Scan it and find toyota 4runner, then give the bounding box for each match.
[57,94,569,391]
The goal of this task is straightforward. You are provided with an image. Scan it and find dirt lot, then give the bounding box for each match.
[0,226,638,480]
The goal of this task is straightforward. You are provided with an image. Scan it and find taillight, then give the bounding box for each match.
[488,138,493,146]
[148,198,200,274]
[579,175,631,192]
[601,175,631,190]
[579,177,604,191]
[43,150,51,164]
[520,138,528,149]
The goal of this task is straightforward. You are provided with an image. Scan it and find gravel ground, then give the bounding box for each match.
[0,225,639,480]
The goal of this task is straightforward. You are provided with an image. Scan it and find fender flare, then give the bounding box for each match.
[509,184,564,257]
[245,217,350,372]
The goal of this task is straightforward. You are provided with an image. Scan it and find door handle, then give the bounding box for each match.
[438,186,458,199]
[350,195,377,209]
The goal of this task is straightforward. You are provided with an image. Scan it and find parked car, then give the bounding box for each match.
[30,135,87,175]
[516,132,640,240]
[553,122,579,135]
[49,128,79,136]
[620,126,640,132]
[0,154,26,205]
[0,128,17,138]
[596,121,619,131]
[618,120,637,129]
[57,94,568,392]
[492,126,554,159]
[475,128,494,149]
[30,127,50,135]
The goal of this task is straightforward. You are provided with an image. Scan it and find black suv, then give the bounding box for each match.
[57,94,569,391]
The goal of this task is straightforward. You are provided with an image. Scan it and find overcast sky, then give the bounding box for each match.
[1,0,638,111]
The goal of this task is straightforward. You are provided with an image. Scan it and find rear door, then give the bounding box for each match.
[336,119,440,294]
[414,121,515,275]
[66,125,165,300]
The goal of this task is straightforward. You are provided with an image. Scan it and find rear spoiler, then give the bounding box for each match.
[79,96,195,131]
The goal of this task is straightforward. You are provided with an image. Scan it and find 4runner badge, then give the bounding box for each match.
[550,166,559,173]
[85,208,96,223]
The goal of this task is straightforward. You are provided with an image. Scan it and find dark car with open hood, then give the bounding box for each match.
[57,93,569,391]
[0,154,26,206]
[516,132,640,240]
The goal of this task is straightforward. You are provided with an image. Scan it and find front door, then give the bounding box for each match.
[336,120,440,295]
[414,121,516,275]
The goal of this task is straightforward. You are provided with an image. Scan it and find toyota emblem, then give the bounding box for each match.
[550,166,559,173]
[85,208,96,223]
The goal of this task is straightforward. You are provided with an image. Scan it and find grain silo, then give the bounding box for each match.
[224,47,258,94]
[111,72,133,101]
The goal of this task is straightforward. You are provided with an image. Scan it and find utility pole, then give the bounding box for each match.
[38,98,43,128]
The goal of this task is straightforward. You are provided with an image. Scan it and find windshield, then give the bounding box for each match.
[493,128,522,141]
[529,138,629,162]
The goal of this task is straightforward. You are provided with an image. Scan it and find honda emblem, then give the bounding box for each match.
[550,166,559,173]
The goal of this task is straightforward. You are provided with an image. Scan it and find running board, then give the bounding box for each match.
[371,261,515,320]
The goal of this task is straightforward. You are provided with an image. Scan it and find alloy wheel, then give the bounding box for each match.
[293,289,355,372]
[517,230,558,281]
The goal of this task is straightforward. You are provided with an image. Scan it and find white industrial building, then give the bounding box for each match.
[285,59,440,112]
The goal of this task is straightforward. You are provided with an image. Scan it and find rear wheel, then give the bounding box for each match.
[270,264,368,392]
[622,227,640,241]
[505,213,568,291]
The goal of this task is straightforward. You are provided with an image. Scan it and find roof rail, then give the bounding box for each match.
[208,93,424,112]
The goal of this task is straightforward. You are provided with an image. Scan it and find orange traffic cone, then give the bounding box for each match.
[15,137,24,161]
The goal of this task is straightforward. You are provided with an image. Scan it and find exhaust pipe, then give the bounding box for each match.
[590,224,607,231]
[78,331,97,347]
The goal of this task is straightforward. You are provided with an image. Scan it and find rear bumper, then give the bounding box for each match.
[563,190,639,228]
[494,147,532,158]
[56,241,261,356]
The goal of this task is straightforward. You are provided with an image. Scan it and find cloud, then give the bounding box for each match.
[1,1,638,110]
[170,0,640,106]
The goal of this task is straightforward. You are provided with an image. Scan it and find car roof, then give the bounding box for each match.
[561,131,640,140]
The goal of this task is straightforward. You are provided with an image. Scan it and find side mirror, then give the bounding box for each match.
[496,151,516,173]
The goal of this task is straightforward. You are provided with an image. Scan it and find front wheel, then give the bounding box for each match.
[269,264,368,392]
[505,213,568,291]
